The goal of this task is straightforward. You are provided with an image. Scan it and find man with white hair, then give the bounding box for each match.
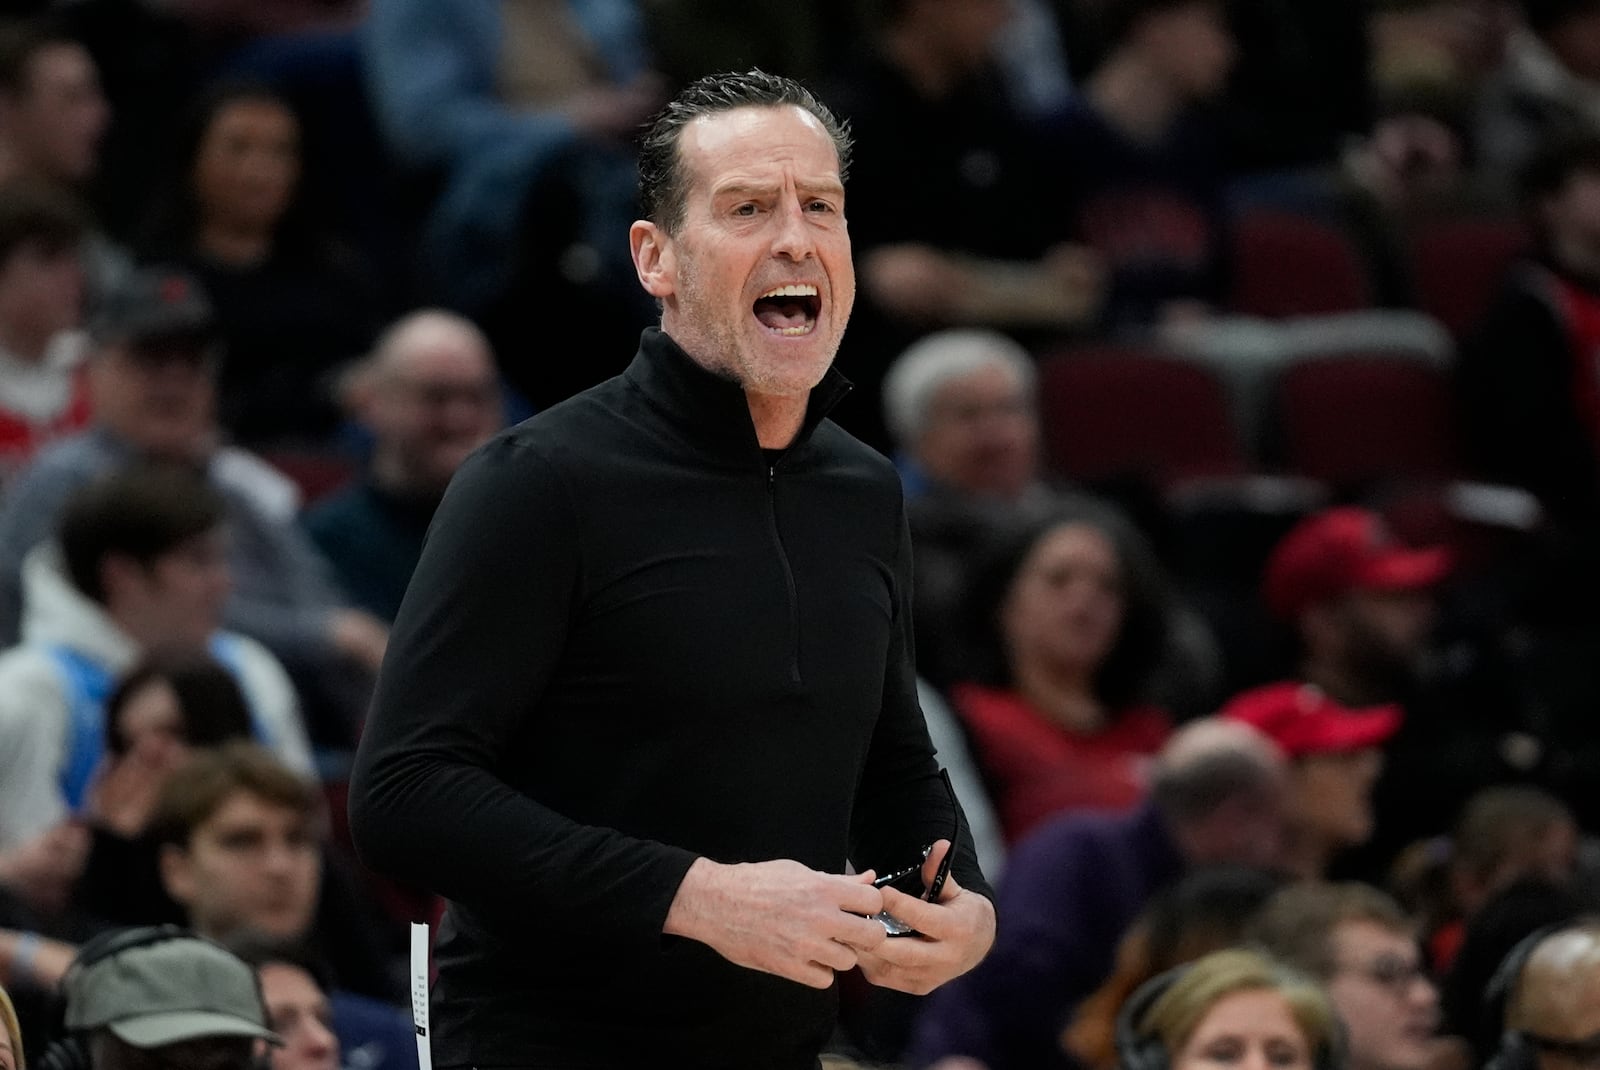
[303,309,504,622]
[883,328,1044,505]
[884,329,1059,686]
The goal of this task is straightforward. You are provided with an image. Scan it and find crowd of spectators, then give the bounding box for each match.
[0,1,1598,1069]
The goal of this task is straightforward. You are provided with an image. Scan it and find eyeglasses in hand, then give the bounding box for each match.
[866,768,958,938]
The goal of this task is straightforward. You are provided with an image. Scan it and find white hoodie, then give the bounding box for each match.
[0,543,314,850]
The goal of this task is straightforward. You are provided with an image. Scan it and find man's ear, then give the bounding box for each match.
[630,220,676,299]
[158,841,197,908]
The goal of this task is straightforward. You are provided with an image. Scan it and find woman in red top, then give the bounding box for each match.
[951,501,1176,844]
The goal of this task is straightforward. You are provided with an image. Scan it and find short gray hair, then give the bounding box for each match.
[880,329,1036,447]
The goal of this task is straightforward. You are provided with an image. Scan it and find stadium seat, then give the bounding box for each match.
[261,448,360,505]
[1272,350,1461,489]
[1228,209,1373,318]
[1407,216,1530,341]
[1037,344,1249,486]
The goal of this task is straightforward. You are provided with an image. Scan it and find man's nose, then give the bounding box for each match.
[771,198,816,260]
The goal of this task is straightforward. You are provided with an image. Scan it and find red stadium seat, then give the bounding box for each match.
[1407,216,1530,341]
[262,448,359,505]
[1037,344,1249,486]
[1228,209,1373,318]
[1273,350,1461,488]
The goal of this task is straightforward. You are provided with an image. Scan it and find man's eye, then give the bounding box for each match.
[733,203,758,216]
[806,200,834,212]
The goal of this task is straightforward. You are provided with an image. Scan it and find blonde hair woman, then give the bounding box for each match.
[0,982,23,1070]
[1117,948,1340,1070]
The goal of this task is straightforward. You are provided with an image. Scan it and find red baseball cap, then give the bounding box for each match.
[1262,506,1452,620]
[1219,682,1401,758]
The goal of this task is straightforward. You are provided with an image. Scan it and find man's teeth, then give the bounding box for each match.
[773,324,813,335]
[758,284,819,299]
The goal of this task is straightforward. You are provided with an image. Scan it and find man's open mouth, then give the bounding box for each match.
[753,284,821,336]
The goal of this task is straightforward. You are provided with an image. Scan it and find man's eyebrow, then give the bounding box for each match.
[712,178,844,199]
[712,181,779,200]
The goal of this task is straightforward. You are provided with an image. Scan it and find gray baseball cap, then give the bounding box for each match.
[63,930,282,1049]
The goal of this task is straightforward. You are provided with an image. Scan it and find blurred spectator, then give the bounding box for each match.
[1220,682,1400,879]
[818,0,1104,449]
[0,465,314,913]
[885,329,1044,507]
[0,265,391,746]
[1485,918,1600,1070]
[1460,134,1600,541]
[41,925,277,1070]
[1061,863,1286,1070]
[137,80,382,449]
[948,504,1177,843]
[226,936,339,1070]
[1045,0,1236,327]
[73,652,260,929]
[1440,876,1595,1061]
[1248,881,1452,1070]
[151,742,412,1020]
[1477,0,1600,181]
[228,932,419,1070]
[1352,0,1506,222]
[1392,786,1579,973]
[1114,948,1341,1070]
[0,20,107,196]
[0,179,92,483]
[363,0,665,412]
[1261,507,1450,709]
[906,716,1288,1070]
[881,329,1223,706]
[1370,0,1515,109]
[0,17,126,314]
[303,309,503,623]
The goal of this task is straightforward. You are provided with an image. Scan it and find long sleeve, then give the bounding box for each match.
[850,507,994,905]
[346,435,698,954]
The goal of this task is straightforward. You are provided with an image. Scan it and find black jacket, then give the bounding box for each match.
[348,328,992,1068]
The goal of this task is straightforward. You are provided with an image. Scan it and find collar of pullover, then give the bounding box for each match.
[624,327,853,462]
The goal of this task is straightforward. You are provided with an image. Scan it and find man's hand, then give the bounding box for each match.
[852,840,996,995]
[664,857,890,990]
[84,742,185,838]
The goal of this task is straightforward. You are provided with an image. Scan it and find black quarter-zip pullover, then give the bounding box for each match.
[348,328,992,1068]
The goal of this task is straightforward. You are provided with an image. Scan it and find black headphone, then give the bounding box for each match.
[1482,917,1600,1070]
[1114,960,1346,1070]
[37,926,268,1070]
